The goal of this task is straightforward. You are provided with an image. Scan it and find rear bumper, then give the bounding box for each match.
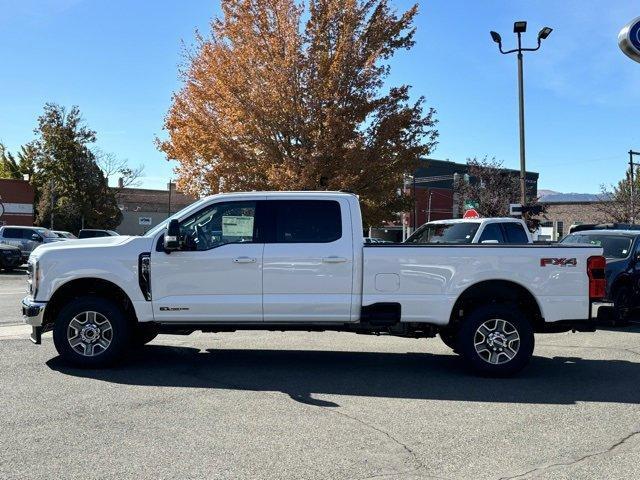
[591,301,614,320]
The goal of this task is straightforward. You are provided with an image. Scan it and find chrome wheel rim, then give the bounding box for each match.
[67,311,113,357]
[474,319,520,365]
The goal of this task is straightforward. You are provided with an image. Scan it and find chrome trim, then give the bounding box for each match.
[22,297,46,327]
[591,301,613,319]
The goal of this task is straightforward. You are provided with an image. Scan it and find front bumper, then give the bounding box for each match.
[22,297,47,345]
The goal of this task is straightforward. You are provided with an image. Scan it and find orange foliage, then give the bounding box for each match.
[159,0,437,225]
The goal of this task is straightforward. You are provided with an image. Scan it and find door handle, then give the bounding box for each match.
[322,256,348,263]
[233,256,257,263]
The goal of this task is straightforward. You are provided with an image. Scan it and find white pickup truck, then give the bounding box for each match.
[22,192,610,376]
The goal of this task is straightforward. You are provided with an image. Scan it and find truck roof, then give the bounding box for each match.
[568,229,640,237]
[203,191,358,199]
[425,217,524,225]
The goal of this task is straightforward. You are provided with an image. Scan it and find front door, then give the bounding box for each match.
[262,199,354,322]
[151,199,264,322]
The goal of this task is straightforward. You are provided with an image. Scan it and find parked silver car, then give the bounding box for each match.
[0,226,65,262]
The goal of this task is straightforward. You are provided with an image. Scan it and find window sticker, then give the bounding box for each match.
[222,216,254,237]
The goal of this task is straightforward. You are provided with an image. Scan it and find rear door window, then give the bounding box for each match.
[2,228,22,239]
[503,223,529,243]
[272,200,342,243]
[478,223,505,243]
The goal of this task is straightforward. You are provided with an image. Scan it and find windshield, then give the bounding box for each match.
[144,197,210,237]
[561,234,633,259]
[35,228,59,238]
[405,222,480,244]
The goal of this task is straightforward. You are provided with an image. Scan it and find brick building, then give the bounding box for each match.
[0,179,35,226]
[538,194,611,240]
[115,182,197,235]
[370,158,539,242]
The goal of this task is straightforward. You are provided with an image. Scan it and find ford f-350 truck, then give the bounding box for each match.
[22,192,610,376]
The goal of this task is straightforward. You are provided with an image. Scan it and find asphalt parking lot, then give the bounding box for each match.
[1,272,639,479]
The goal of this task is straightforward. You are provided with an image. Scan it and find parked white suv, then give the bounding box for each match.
[406,218,532,245]
[22,192,609,376]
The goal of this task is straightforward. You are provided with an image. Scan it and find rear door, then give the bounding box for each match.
[262,199,354,322]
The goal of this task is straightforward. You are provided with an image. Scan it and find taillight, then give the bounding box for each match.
[587,255,606,300]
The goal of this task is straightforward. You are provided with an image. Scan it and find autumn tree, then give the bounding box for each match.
[597,172,640,222]
[453,158,520,216]
[30,104,122,231]
[159,0,438,225]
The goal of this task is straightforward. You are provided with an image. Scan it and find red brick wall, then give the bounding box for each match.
[0,179,35,226]
[409,187,453,227]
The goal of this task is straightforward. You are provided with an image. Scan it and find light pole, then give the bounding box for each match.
[490,22,552,206]
[628,150,640,223]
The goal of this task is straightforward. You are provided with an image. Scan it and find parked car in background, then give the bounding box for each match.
[0,243,22,271]
[78,229,119,239]
[53,230,77,239]
[561,229,640,323]
[363,237,392,244]
[0,226,65,262]
[405,218,532,245]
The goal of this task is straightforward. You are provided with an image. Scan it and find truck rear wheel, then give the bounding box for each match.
[53,296,131,368]
[458,304,534,377]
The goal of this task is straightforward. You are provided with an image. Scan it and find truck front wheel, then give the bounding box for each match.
[458,304,534,377]
[53,297,131,368]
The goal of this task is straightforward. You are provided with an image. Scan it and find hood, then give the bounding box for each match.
[0,243,21,251]
[30,235,135,260]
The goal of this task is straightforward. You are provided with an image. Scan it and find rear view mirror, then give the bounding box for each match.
[163,219,181,252]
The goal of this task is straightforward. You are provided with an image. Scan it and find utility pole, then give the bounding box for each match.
[427,191,433,223]
[167,180,173,218]
[49,179,55,230]
[629,150,640,223]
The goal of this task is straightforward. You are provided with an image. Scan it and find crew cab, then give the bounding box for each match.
[22,192,610,376]
[405,218,532,244]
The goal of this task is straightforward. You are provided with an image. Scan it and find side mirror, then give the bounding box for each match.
[31,234,43,242]
[163,219,181,252]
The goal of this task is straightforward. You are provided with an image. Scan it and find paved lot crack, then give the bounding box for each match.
[498,428,640,479]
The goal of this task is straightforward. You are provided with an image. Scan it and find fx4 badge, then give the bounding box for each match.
[540,258,577,267]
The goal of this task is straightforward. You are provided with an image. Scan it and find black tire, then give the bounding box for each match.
[439,330,459,353]
[53,296,131,368]
[613,285,632,326]
[458,304,534,377]
[132,323,159,347]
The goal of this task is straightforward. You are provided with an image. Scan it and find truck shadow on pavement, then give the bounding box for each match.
[47,344,640,407]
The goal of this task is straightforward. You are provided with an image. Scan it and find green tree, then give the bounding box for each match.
[30,104,122,231]
[0,143,35,179]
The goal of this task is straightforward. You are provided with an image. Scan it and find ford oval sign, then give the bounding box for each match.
[618,16,640,63]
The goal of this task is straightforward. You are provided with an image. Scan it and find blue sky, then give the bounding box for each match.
[0,0,638,193]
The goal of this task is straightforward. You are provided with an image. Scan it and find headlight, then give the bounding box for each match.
[27,261,40,298]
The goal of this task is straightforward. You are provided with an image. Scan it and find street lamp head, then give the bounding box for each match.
[490,31,502,44]
[538,26,553,40]
[513,21,527,33]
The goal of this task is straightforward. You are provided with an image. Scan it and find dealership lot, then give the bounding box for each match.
[1,273,639,479]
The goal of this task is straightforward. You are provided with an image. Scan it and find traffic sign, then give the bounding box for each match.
[509,203,523,216]
[463,208,480,219]
[619,16,640,63]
